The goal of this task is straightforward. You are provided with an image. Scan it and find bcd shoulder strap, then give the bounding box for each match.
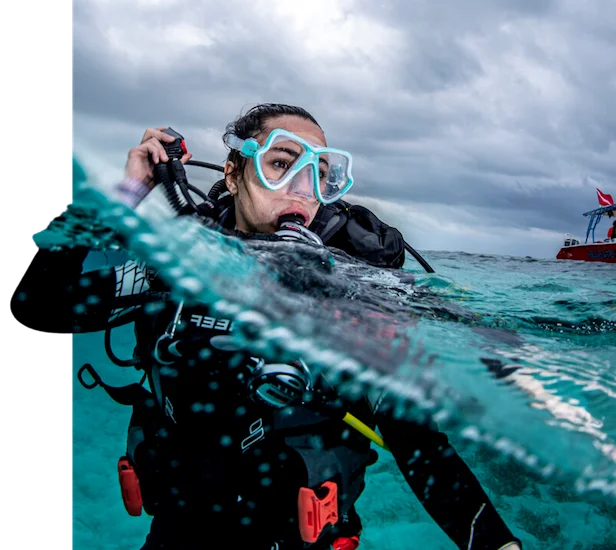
[311,201,406,269]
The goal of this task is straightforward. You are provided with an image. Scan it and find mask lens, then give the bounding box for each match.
[259,134,307,187]
[318,153,351,202]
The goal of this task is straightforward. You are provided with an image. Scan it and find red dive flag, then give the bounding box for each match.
[596,188,614,207]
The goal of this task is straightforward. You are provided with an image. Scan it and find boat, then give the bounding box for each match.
[556,202,616,263]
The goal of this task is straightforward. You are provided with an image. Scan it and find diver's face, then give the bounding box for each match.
[224,115,325,234]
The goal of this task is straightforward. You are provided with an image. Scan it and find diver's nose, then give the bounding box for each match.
[286,166,315,200]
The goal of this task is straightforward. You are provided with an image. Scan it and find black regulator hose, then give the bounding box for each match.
[404,241,434,273]
[186,159,225,173]
[154,160,184,214]
[152,127,191,215]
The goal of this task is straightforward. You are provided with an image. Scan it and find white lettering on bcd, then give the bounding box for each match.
[190,314,233,331]
[165,397,177,424]
[241,418,265,451]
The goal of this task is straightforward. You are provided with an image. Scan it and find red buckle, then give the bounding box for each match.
[118,457,143,516]
[180,139,188,155]
[297,481,339,543]
[333,536,360,550]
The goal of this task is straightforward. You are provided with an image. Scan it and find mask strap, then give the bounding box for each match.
[224,134,259,158]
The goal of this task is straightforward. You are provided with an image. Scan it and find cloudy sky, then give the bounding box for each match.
[73,0,616,259]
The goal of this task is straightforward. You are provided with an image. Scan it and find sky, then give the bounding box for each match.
[71,0,616,259]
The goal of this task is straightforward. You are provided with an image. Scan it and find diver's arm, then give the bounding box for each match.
[11,246,155,333]
[12,246,98,332]
[375,411,522,550]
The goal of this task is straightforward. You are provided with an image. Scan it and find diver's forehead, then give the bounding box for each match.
[260,115,326,147]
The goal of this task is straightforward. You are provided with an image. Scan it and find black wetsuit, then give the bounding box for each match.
[12,244,521,550]
[17,204,521,550]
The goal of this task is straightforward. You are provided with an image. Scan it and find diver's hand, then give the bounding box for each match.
[115,127,193,208]
[125,127,193,187]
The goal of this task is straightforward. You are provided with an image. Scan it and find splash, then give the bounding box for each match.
[42,158,616,500]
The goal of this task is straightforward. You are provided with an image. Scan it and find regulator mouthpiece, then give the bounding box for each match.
[275,214,323,245]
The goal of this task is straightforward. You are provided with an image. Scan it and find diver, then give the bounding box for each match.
[11,103,522,550]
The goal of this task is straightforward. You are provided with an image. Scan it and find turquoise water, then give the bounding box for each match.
[63,170,616,549]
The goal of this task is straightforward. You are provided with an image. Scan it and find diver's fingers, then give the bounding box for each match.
[128,138,167,165]
[180,152,193,165]
[140,127,176,146]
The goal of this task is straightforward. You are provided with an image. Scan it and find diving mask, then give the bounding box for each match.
[224,128,354,205]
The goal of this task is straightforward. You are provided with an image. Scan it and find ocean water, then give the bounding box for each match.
[54,165,616,549]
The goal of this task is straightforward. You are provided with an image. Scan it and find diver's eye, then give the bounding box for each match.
[272,159,291,171]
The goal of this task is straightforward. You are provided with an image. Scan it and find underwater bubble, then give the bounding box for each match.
[160,366,179,378]
[167,266,185,279]
[356,368,381,387]
[151,251,174,264]
[442,447,455,458]
[525,455,539,468]
[541,464,556,477]
[309,435,325,451]
[240,517,252,525]
[432,409,450,425]
[121,216,140,230]
[203,403,215,413]
[344,380,366,401]
[280,407,296,418]
[236,310,268,328]
[406,450,421,466]
[191,403,204,413]
[213,300,242,317]
[265,326,295,345]
[283,337,313,357]
[220,435,233,447]
[144,301,166,315]
[494,438,512,453]
[177,277,204,294]
[260,478,272,487]
[258,463,271,473]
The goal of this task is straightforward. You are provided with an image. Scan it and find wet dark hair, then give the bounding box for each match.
[222,103,322,182]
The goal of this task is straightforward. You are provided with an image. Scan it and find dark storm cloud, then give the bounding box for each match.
[73,0,616,257]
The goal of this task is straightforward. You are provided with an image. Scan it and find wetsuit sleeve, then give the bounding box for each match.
[11,246,157,333]
[374,410,522,550]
